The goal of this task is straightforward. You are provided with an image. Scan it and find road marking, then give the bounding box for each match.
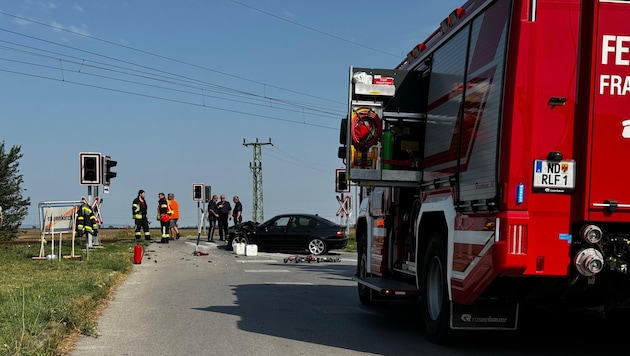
[237,260,278,263]
[264,282,314,285]
[244,269,290,273]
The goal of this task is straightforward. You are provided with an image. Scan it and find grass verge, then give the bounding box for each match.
[0,231,138,355]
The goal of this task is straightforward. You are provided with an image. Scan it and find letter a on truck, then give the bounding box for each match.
[337,0,630,344]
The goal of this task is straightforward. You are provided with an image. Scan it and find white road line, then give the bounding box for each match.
[264,282,314,285]
[237,260,279,263]
[243,269,291,273]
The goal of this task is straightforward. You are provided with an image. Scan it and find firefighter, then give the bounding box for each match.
[75,203,98,238]
[132,190,151,241]
[157,192,171,243]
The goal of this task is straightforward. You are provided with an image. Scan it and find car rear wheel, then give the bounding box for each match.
[308,238,326,255]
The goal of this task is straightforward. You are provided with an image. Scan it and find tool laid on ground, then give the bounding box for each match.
[283,254,341,263]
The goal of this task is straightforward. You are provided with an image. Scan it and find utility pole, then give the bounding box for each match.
[243,138,273,223]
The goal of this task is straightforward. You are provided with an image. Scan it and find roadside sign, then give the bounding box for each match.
[336,195,350,216]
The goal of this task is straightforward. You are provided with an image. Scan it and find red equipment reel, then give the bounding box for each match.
[351,107,382,149]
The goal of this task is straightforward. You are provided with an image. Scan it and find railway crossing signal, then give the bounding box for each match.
[193,183,204,202]
[80,152,101,186]
[336,195,350,217]
[335,168,349,193]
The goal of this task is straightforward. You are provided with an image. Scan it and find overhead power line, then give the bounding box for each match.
[0,32,343,127]
[0,28,346,114]
[0,10,345,106]
[0,65,337,129]
[0,8,361,128]
[229,0,399,58]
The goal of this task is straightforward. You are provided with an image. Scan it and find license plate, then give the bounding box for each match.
[532,159,575,193]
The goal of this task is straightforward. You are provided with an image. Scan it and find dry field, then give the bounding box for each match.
[15,227,202,242]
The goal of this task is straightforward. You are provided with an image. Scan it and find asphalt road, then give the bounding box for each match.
[70,238,379,356]
[69,237,630,356]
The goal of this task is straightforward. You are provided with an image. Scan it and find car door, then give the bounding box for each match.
[287,216,311,251]
[258,216,290,251]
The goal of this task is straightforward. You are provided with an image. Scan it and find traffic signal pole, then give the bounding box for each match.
[79,152,116,253]
[192,183,206,235]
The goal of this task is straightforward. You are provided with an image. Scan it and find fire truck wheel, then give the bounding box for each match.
[308,238,326,255]
[358,234,377,305]
[421,233,451,344]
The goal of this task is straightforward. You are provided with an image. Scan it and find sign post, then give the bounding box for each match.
[336,194,352,236]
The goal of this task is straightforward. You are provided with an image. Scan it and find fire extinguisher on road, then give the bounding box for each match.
[133,242,143,264]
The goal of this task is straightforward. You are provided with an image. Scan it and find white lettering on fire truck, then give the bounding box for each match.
[602,35,630,66]
[461,314,508,323]
[472,316,508,323]
[600,35,630,96]
[600,74,630,95]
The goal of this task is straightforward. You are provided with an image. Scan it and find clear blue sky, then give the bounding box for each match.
[0,0,462,228]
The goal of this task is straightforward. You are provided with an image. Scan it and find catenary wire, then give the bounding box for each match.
[229,0,399,58]
[0,11,347,106]
[0,66,338,130]
[0,29,346,118]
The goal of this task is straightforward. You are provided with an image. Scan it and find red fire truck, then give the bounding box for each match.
[339,0,630,343]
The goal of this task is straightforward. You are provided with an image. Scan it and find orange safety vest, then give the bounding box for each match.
[168,199,180,219]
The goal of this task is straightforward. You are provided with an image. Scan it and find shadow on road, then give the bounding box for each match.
[192,274,630,355]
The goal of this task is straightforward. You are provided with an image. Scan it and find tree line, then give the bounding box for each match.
[0,141,30,240]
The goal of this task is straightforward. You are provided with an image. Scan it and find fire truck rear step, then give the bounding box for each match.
[354,276,420,298]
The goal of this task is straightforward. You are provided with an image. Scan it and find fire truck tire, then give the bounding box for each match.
[358,235,377,305]
[308,238,327,255]
[421,233,451,344]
